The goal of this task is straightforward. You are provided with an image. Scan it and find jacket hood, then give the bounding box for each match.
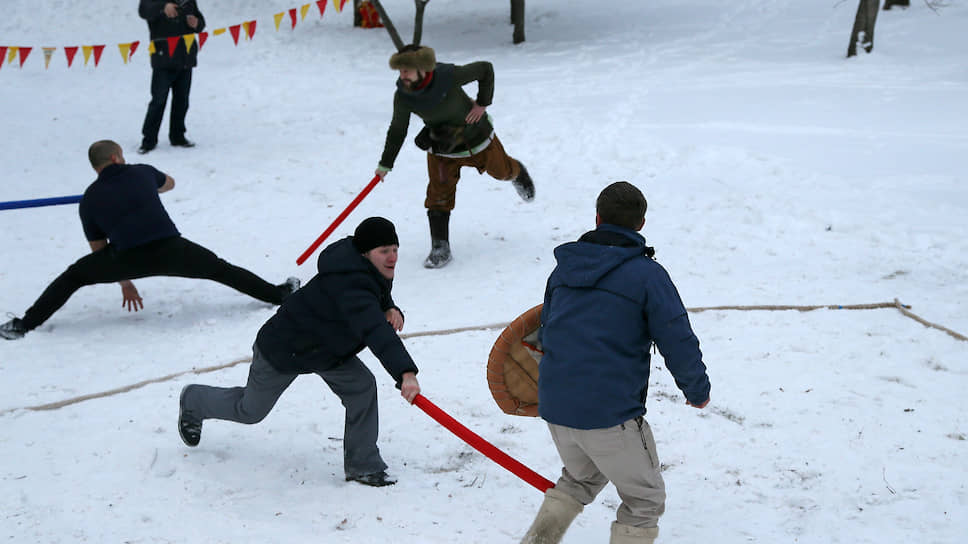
[551,224,650,288]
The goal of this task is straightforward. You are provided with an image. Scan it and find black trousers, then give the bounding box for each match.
[22,236,285,330]
[141,66,192,145]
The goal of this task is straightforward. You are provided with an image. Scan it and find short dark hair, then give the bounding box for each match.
[88,140,122,169]
[596,181,647,229]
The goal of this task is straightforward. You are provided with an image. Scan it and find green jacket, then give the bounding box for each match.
[379,62,496,169]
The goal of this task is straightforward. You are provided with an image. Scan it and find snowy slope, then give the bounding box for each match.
[1,0,966,542]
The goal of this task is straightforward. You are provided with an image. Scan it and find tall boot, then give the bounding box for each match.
[424,210,452,269]
[512,161,535,202]
[520,487,584,544]
[610,522,658,544]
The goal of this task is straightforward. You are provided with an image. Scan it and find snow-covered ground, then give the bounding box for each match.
[1,0,966,542]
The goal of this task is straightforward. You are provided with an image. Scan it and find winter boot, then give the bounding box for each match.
[424,210,452,269]
[520,487,584,544]
[610,522,658,544]
[178,385,203,447]
[346,470,397,487]
[512,162,535,202]
[0,317,27,340]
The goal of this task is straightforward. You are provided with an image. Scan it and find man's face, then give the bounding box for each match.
[365,244,399,279]
[398,68,423,89]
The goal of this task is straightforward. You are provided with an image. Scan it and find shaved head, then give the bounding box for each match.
[88,140,123,170]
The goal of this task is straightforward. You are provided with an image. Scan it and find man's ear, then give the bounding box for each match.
[595,213,602,227]
[636,218,645,231]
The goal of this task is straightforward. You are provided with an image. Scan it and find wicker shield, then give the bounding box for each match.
[486,304,543,417]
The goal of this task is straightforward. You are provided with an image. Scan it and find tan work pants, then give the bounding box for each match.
[425,135,521,211]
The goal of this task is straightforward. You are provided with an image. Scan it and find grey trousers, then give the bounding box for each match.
[547,418,666,528]
[181,346,387,478]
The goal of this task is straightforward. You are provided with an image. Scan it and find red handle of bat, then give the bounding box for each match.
[413,394,555,493]
[296,175,382,266]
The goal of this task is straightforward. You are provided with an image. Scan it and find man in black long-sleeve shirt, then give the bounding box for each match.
[138,0,206,153]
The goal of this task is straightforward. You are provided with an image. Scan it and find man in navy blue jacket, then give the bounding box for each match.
[0,140,297,340]
[178,217,420,487]
[520,182,711,544]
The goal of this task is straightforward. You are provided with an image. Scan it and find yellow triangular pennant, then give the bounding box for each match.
[183,34,196,51]
[301,4,311,20]
[6,47,18,65]
[43,47,56,69]
[274,12,285,31]
[82,45,93,66]
[242,21,250,40]
[333,0,343,13]
[213,27,227,36]
[118,43,132,64]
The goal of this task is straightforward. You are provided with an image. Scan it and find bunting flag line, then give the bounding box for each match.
[43,47,56,69]
[2,1,353,71]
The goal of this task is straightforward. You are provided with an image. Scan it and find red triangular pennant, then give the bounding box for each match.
[317,0,327,17]
[0,47,6,71]
[246,20,257,39]
[229,24,241,45]
[92,45,105,67]
[18,46,32,67]
[166,36,180,56]
[130,40,140,58]
[198,32,209,50]
[64,46,79,67]
[339,0,348,11]
[289,8,298,29]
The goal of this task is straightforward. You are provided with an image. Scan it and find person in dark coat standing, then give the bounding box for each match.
[178,217,421,487]
[138,0,205,154]
[0,140,299,341]
[519,182,711,544]
[374,44,536,269]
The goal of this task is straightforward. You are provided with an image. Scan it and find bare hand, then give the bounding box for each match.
[400,372,420,403]
[374,168,388,181]
[186,14,199,29]
[385,308,404,331]
[465,102,486,124]
[163,2,178,17]
[120,281,143,312]
[687,397,710,409]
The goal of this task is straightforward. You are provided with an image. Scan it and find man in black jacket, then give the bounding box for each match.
[178,217,421,487]
[138,0,205,153]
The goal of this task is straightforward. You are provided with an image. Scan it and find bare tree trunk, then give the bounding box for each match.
[370,0,405,50]
[413,0,430,46]
[883,0,909,9]
[847,0,880,57]
[511,0,526,44]
[354,0,362,27]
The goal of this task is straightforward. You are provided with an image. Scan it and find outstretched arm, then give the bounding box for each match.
[159,175,175,193]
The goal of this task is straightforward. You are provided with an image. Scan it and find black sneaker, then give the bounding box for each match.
[512,164,535,202]
[178,385,202,447]
[0,317,27,340]
[170,138,196,148]
[423,240,452,269]
[346,470,397,487]
[137,142,156,154]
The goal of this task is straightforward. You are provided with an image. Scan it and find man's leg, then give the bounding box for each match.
[141,68,176,149]
[474,136,534,201]
[423,154,468,268]
[138,237,291,304]
[21,248,131,331]
[316,357,387,479]
[181,345,297,425]
[168,68,193,145]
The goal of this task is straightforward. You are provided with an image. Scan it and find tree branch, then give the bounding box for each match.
[369,0,405,50]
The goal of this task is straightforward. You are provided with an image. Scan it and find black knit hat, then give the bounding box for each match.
[352,217,399,253]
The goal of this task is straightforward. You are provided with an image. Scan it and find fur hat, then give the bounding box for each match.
[352,217,399,253]
[389,45,436,72]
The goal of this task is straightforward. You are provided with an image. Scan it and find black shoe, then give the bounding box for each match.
[178,385,202,447]
[346,470,397,487]
[512,164,535,202]
[170,138,195,148]
[423,240,452,269]
[137,142,156,154]
[0,317,27,340]
[280,276,301,300]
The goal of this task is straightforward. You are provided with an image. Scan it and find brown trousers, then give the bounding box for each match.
[425,135,521,211]
[548,418,666,528]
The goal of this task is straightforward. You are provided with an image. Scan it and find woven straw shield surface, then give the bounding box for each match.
[486,304,542,416]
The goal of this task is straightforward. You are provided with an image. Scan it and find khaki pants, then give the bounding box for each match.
[548,418,666,528]
[425,135,521,211]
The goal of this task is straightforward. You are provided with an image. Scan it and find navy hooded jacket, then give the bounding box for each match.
[538,223,710,430]
[255,237,418,383]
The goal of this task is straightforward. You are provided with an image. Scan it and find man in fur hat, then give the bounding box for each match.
[374,44,535,268]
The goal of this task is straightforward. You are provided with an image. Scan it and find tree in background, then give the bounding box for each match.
[847,0,879,58]
[362,0,527,49]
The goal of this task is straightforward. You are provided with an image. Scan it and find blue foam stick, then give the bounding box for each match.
[0,195,83,211]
